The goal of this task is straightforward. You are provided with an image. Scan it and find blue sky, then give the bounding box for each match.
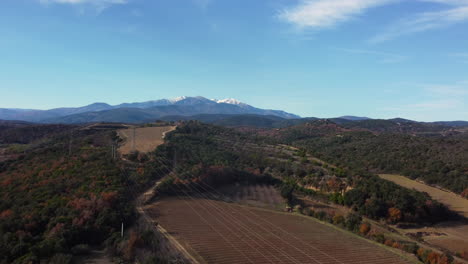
[0,0,467,121]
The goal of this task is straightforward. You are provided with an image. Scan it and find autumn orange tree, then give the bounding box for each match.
[387,207,402,224]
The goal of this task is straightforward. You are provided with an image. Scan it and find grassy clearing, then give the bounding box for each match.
[379,174,468,218]
[118,126,175,155]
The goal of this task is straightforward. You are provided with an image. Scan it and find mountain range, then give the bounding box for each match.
[0,96,299,123]
[1,96,467,127]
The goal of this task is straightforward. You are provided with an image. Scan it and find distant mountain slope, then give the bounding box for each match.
[0,96,299,123]
[337,116,371,121]
[0,103,114,122]
[44,102,300,124]
[45,108,155,124]
[433,121,468,127]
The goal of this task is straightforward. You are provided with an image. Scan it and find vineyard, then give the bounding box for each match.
[146,197,414,264]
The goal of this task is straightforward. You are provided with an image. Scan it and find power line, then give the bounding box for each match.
[152,157,320,264]
[178,140,348,264]
[154,147,348,264]
[147,161,267,263]
[142,160,259,263]
[119,126,341,263]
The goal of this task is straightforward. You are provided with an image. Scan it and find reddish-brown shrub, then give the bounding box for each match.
[438,255,450,264]
[0,209,13,219]
[458,251,468,260]
[384,239,394,247]
[359,223,371,235]
[123,231,142,261]
[461,189,468,199]
[426,251,441,264]
[387,207,402,223]
[417,248,428,262]
[102,191,118,205]
[391,242,402,250]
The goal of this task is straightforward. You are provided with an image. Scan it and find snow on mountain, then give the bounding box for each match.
[210,98,251,108]
[169,96,188,103]
[215,98,243,105]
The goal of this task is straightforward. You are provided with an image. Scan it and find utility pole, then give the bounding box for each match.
[132,127,136,152]
[68,130,72,156]
[121,222,124,238]
[111,144,116,160]
[173,149,177,170]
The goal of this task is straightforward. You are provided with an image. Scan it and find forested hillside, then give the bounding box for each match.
[0,127,137,263]
[266,121,468,195]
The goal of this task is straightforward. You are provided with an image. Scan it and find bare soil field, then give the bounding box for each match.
[394,220,468,257]
[218,184,285,210]
[118,126,175,154]
[379,174,468,218]
[146,197,414,264]
[299,198,350,217]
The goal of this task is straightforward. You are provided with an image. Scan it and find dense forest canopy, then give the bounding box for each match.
[0,127,142,263]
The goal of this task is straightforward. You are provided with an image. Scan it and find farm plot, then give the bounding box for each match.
[146,197,413,264]
[379,174,468,255]
[217,184,285,210]
[118,126,175,154]
[379,174,468,218]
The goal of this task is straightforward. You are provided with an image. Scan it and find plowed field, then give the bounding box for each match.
[146,197,413,264]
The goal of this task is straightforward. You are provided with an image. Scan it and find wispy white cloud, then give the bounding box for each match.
[423,82,468,96]
[192,0,213,11]
[383,99,461,112]
[420,0,468,5]
[370,5,468,43]
[38,0,127,12]
[450,52,468,63]
[130,9,142,17]
[334,47,407,63]
[278,0,394,29]
[279,0,468,43]
[412,100,460,110]
[380,81,468,120]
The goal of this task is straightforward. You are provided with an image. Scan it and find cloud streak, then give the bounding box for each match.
[279,0,394,29]
[424,82,468,96]
[40,0,127,4]
[335,47,407,63]
[279,0,468,43]
[39,0,127,12]
[450,52,468,63]
[381,81,467,120]
[370,5,468,43]
[192,0,213,11]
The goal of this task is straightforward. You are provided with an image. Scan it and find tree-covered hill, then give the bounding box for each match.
[0,127,137,263]
[153,122,453,224]
[270,121,468,195]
